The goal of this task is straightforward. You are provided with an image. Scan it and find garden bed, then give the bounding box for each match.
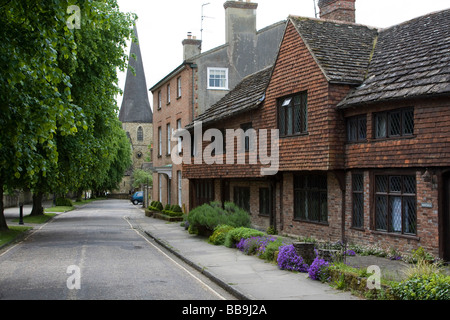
[153,212,184,222]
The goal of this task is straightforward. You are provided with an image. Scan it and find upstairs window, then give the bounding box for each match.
[158,91,162,110]
[347,115,367,142]
[167,84,171,104]
[374,108,414,139]
[137,126,144,142]
[177,77,182,98]
[207,68,228,90]
[278,92,308,137]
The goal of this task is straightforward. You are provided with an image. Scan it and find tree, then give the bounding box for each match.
[132,169,153,189]
[0,1,136,228]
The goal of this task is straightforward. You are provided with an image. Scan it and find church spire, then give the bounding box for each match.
[119,26,153,123]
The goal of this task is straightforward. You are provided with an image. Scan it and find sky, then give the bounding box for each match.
[115,0,450,110]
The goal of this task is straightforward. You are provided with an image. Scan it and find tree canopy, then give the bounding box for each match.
[0,0,137,229]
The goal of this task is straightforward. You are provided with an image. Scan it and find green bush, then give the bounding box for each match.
[391,273,450,300]
[209,225,235,246]
[259,238,285,262]
[170,204,182,213]
[55,197,73,207]
[149,201,163,212]
[224,227,265,248]
[187,201,251,233]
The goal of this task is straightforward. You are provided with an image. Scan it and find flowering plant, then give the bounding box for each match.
[308,256,330,281]
[277,245,309,272]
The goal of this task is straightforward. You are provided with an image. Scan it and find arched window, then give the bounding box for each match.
[137,126,144,141]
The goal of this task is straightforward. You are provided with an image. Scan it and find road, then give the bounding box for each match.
[0,199,235,300]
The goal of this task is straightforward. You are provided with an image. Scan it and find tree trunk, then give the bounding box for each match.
[0,178,9,231]
[30,192,44,216]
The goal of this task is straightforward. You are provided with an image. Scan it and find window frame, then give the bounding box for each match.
[167,84,171,104]
[234,186,250,213]
[177,76,182,98]
[259,187,270,216]
[374,108,414,139]
[157,126,162,157]
[347,115,367,143]
[352,173,364,229]
[293,174,328,224]
[166,123,171,156]
[157,91,162,110]
[277,92,308,137]
[137,126,144,142]
[374,174,417,235]
[207,67,229,90]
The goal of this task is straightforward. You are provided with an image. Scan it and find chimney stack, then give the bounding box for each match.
[318,0,356,23]
[224,0,258,45]
[182,32,202,61]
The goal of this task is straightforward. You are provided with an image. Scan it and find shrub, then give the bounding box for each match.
[149,201,163,212]
[277,244,309,272]
[209,225,235,246]
[391,273,450,300]
[170,204,182,213]
[187,201,251,234]
[260,238,285,262]
[224,227,265,248]
[55,197,73,207]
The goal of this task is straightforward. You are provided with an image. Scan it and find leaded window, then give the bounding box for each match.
[375,174,417,235]
[278,92,308,137]
[352,173,364,228]
[294,174,327,223]
[374,108,414,139]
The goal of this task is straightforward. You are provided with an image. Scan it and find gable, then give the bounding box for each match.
[290,16,378,85]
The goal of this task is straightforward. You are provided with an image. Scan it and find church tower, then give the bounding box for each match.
[118,26,153,194]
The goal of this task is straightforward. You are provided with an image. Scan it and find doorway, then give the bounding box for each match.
[443,173,450,262]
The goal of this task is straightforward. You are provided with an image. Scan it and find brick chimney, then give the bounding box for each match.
[182,32,202,61]
[318,0,356,23]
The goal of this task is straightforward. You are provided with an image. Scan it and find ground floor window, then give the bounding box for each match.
[259,188,270,216]
[195,180,214,207]
[234,186,250,212]
[375,174,417,235]
[352,173,364,228]
[294,174,328,223]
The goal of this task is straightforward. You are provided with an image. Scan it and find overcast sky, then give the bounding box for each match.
[115,0,450,110]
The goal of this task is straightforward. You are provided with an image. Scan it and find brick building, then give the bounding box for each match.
[183,1,450,260]
[150,1,285,211]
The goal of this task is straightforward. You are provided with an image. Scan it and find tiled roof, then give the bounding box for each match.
[185,66,273,129]
[291,16,378,85]
[338,9,450,108]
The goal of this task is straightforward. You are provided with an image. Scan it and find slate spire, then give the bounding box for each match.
[119,26,153,123]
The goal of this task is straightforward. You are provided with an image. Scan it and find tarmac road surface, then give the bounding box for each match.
[0,199,235,301]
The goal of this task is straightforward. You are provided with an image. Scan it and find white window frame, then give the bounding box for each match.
[177,119,182,154]
[167,84,171,104]
[167,123,171,155]
[158,91,162,109]
[177,170,182,207]
[177,77,182,98]
[158,127,162,157]
[207,67,229,90]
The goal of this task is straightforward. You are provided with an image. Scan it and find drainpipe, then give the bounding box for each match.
[189,63,198,123]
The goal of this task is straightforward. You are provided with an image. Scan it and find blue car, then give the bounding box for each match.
[131,191,143,205]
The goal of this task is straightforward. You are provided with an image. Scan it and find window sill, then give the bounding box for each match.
[292,218,329,227]
[207,87,229,91]
[370,230,420,241]
[280,132,309,138]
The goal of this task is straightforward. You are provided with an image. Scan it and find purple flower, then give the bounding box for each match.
[308,256,330,281]
[277,245,309,272]
[344,249,356,256]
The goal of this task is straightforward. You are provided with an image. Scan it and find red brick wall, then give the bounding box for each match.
[344,97,450,168]
[344,170,440,256]
[259,21,347,171]
[280,172,343,242]
[151,65,194,209]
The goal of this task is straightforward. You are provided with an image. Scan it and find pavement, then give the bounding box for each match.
[3,201,448,301]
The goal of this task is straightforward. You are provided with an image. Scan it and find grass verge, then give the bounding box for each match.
[0,226,33,247]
